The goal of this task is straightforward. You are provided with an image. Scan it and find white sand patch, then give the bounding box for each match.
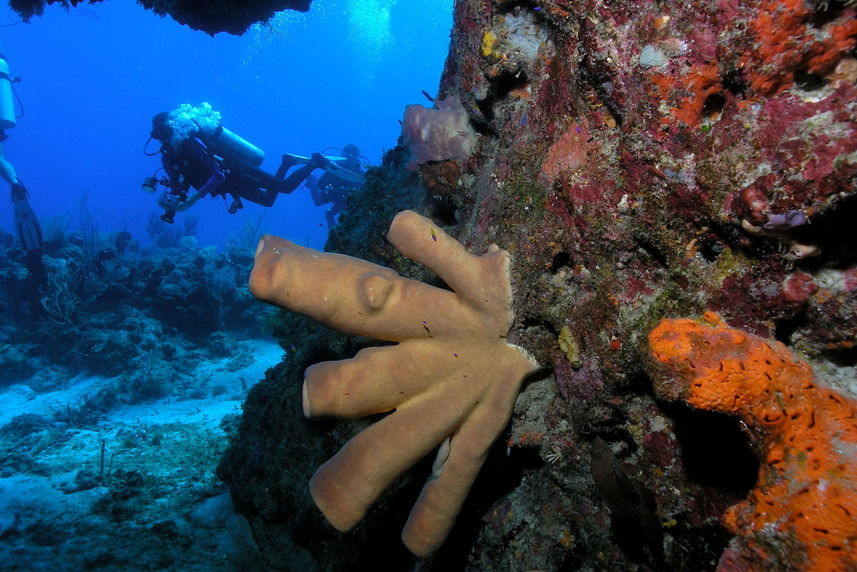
[0,337,284,570]
[110,338,284,430]
[0,373,110,427]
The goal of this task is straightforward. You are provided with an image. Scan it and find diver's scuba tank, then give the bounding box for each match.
[199,123,264,167]
[0,52,17,130]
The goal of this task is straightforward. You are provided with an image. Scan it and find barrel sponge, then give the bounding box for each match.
[648,313,857,570]
[401,97,476,171]
[248,210,538,558]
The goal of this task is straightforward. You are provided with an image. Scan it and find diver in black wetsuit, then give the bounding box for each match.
[276,143,365,228]
[146,111,310,223]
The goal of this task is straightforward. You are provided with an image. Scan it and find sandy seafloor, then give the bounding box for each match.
[0,339,284,570]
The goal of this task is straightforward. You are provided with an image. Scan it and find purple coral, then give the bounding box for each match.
[763,210,808,231]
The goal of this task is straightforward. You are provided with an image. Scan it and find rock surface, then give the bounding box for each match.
[9,0,311,35]
[222,0,857,569]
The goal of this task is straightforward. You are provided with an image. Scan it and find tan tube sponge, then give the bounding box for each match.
[248,210,539,558]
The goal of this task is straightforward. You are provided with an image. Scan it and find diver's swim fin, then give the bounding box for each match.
[12,185,44,252]
[282,152,364,184]
[281,152,312,165]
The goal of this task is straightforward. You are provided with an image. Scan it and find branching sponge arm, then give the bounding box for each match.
[250,230,486,341]
[248,210,539,558]
[387,210,514,317]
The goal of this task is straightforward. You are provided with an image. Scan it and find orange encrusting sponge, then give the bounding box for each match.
[648,313,857,570]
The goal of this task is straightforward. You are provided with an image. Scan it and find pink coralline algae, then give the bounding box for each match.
[542,122,593,182]
[781,271,818,305]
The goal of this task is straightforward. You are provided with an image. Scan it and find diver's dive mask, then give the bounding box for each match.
[144,112,174,156]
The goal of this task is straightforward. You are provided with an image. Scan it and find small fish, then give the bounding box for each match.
[430,227,437,242]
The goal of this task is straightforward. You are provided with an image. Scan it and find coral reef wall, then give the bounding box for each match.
[221,0,857,570]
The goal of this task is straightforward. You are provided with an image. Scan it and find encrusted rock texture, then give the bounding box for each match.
[220,0,857,570]
[10,0,310,35]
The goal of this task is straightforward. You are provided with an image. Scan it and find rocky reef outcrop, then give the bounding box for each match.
[221,0,857,569]
[9,0,311,35]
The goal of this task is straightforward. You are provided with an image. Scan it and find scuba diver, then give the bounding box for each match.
[276,143,366,228]
[0,49,46,288]
[143,103,311,223]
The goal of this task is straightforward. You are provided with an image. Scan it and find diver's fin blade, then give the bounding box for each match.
[287,153,363,182]
[283,153,311,164]
[13,198,44,251]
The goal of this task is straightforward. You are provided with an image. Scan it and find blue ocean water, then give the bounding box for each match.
[0,0,452,250]
[0,3,452,567]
